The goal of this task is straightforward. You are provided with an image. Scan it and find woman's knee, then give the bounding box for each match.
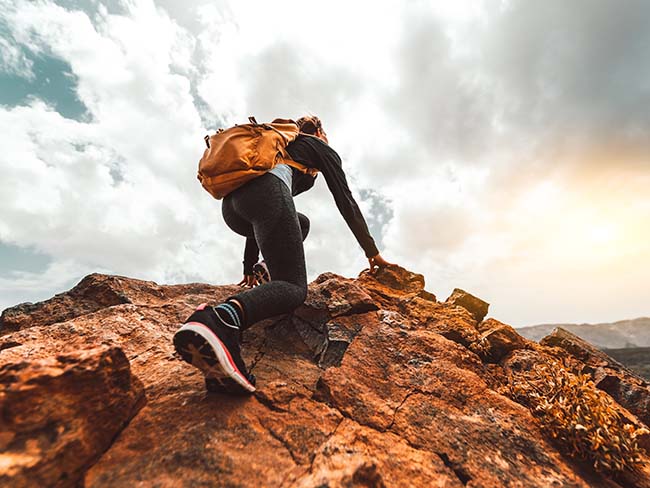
[299,282,308,303]
[290,281,308,307]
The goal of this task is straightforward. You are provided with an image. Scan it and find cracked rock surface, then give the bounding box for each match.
[1,266,649,487]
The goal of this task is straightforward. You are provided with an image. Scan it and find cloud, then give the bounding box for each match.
[0,1,241,295]
[0,0,648,327]
[369,0,650,325]
[0,258,95,312]
[480,0,650,160]
[0,34,34,80]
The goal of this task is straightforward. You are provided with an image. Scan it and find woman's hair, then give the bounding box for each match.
[296,115,322,135]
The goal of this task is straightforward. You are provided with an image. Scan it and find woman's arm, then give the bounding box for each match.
[309,140,379,258]
[243,236,260,276]
[286,135,394,272]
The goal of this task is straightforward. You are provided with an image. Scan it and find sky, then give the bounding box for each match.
[0,0,649,327]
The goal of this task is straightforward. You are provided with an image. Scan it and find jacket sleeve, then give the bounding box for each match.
[243,237,259,275]
[292,170,317,197]
[316,144,379,258]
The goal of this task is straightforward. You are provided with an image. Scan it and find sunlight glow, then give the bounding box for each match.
[586,224,618,245]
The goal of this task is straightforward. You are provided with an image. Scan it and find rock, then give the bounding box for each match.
[314,313,601,487]
[307,273,378,317]
[541,327,650,429]
[445,288,490,323]
[416,289,438,302]
[0,269,648,487]
[323,313,385,369]
[290,275,379,367]
[0,273,225,336]
[475,319,532,363]
[358,266,425,294]
[398,297,481,348]
[356,265,435,309]
[1,274,138,335]
[293,272,378,328]
[290,419,463,487]
[0,346,145,488]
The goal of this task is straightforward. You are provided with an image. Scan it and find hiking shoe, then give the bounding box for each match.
[173,303,256,393]
[252,260,271,285]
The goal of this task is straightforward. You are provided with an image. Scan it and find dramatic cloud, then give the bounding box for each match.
[0,1,237,291]
[1,0,648,326]
[0,33,34,79]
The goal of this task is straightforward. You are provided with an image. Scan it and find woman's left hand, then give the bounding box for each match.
[237,274,257,288]
[368,253,394,274]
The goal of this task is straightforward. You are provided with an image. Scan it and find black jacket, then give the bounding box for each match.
[242,134,379,274]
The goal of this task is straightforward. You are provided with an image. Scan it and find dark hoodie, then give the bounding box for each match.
[242,134,379,274]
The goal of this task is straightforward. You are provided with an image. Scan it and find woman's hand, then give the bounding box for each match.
[368,253,394,274]
[237,274,257,288]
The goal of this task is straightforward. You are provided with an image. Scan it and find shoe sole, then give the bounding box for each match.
[173,322,256,393]
[205,375,254,395]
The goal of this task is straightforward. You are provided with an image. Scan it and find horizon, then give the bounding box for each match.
[518,316,650,329]
[1,0,649,327]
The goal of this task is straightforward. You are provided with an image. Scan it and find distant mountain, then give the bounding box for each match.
[517,317,650,349]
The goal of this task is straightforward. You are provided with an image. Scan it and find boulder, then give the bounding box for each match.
[445,288,490,323]
[356,265,435,310]
[475,319,532,363]
[0,346,145,488]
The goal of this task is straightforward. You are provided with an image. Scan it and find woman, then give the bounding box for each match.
[173,116,393,394]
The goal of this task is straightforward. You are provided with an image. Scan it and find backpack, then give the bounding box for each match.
[197,117,318,199]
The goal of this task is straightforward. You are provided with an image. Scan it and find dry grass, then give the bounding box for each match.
[505,358,649,474]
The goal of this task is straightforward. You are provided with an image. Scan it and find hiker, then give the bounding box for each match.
[173,116,393,394]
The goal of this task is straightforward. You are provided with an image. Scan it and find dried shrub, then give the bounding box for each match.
[506,358,649,474]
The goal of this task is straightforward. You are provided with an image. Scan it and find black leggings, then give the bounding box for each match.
[222,173,308,330]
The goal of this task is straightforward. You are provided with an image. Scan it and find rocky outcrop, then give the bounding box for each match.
[475,318,534,363]
[541,327,650,431]
[0,346,144,488]
[445,288,490,323]
[0,268,648,487]
[0,274,159,335]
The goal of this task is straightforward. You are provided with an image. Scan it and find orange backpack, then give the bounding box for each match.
[197,117,318,199]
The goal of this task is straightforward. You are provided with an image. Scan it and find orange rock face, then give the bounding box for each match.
[0,346,144,488]
[0,267,648,487]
